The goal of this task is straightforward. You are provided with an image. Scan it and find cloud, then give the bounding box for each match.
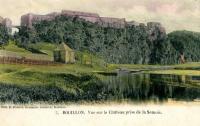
[0,0,199,32]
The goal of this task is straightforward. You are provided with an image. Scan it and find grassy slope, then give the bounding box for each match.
[4,41,30,53]
[28,42,56,56]
[0,63,106,102]
[1,41,53,61]
[0,42,200,87]
[0,42,107,88]
[0,62,200,87]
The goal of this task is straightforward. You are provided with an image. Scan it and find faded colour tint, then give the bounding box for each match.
[0,0,199,32]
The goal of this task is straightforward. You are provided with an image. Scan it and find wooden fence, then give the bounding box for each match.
[0,56,60,66]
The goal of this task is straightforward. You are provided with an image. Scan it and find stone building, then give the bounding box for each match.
[99,17,126,28]
[126,21,140,27]
[0,16,3,23]
[61,10,101,23]
[61,10,127,28]
[53,42,75,63]
[20,10,132,29]
[2,18,12,33]
[21,13,58,28]
[0,16,12,33]
[20,10,166,30]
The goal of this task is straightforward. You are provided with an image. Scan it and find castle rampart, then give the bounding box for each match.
[20,10,166,34]
[21,10,128,28]
[0,16,12,33]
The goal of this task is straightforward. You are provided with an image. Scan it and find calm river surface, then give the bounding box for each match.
[100,72,200,103]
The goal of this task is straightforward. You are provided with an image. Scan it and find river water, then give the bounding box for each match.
[100,72,200,103]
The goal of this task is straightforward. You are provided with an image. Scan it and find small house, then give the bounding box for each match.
[53,42,75,63]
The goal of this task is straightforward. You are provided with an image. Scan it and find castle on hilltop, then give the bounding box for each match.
[0,10,166,35]
[21,10,140,29]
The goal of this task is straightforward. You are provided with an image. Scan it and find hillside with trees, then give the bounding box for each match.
[14,16,200,64]
[168,31,200,63]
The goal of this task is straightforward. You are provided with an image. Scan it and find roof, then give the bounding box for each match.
[57,42,73,52]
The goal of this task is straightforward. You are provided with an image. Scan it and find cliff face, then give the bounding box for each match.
[147,22,166,42]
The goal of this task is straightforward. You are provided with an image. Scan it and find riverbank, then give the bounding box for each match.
[0,63,200,103]
[1,62,200,86]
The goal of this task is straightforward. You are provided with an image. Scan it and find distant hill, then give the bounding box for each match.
[168,30,200,62]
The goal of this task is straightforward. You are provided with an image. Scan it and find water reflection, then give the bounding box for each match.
[101,72,200,102]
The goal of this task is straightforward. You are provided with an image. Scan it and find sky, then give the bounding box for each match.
[0,0,199,32]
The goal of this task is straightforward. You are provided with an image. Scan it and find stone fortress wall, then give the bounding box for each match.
[0,16,12,33]
[21,10,142,29]
[0,16,12,27]
[1,10,166,35]
[0,16,3,23]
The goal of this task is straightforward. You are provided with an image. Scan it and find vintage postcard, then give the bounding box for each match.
[0,0,200,126]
